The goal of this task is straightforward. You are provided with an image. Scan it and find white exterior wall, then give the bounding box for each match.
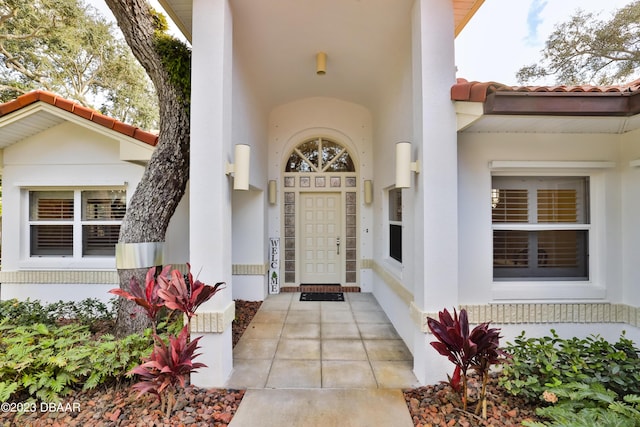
[267,96,374,288]
[0,121,148,303]
[458,132,622,304]
[457,129,640,362]
[621,128,640,307]
[230,35,270,302]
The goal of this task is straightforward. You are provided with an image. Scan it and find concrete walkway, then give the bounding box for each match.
[227,292,417,426]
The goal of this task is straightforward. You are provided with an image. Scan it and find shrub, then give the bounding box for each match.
[499,330,640,402]
[0,297,116,332]
[0,319,152,403]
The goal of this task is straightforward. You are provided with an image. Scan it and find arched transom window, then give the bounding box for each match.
[285,138,355,172]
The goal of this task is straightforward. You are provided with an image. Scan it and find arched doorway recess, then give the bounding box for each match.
[282,137,358,287]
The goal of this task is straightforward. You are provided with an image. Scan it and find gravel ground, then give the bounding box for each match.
[404,374,541,426]
[1,299,542,426]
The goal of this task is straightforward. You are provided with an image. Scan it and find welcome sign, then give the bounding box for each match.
[269,238,280,294]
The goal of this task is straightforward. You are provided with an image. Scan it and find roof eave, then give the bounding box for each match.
[484,91,640,117]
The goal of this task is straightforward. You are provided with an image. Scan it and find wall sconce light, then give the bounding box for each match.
[225,144,251,190]
[316,52,327,75]
[268,180,277,205]
[364,180,373,204]
[395,141,420,188]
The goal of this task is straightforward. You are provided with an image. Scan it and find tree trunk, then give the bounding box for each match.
[104,0,190,336]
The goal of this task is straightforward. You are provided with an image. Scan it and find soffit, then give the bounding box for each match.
[160,0,484,111]
[460,114,640,134]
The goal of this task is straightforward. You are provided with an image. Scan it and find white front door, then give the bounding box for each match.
[300,192,343,284]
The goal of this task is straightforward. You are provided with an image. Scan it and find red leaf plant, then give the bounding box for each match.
[129,325,206,417]
[427,308,504,417]
[109,265,171,330]
[157,263,225,320]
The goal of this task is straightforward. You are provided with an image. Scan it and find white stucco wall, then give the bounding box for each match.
[267,96,374,287]
[0,121,149,303]
[620,128,640,307]
[230,44,270,301]
[458,131,626,305]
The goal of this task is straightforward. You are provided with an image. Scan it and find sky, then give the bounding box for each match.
[455,0,636,85]
[89,0,635,87]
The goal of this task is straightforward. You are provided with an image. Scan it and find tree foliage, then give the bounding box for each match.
[0,0,158,129]
[517,1,640,85]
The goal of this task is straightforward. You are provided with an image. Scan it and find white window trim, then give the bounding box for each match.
[20,187,125,270]
[489,164,610,301]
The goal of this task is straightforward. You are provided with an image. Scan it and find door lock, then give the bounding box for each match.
[336,237,341,255]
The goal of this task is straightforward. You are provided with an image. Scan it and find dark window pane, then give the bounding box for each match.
[494,230,588,280]
[31,225,73,256]
[390,224,402,262]
[82,225,120,256]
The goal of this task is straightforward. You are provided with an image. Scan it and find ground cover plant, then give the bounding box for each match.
[0,299,152,405]
[499,330,640,427]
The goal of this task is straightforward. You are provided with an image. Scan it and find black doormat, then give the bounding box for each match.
[300,292,345,302]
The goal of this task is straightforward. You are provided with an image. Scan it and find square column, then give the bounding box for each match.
[189,0,235,387]
[410,0,459,384]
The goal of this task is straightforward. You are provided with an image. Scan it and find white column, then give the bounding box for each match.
[189,0,235,387]
[411,0,459,384]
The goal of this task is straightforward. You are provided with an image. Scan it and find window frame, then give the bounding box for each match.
[387,187,403,264]
[23,187,126,268]
[491,176,590,281]
[489,167,607,301]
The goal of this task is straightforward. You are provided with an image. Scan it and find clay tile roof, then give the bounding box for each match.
[0,90,158,146]
[452,78,640,102]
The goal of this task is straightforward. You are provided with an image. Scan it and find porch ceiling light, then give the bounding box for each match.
[225,144,251,190]
[395,141,420,189]
[316,52,327,75]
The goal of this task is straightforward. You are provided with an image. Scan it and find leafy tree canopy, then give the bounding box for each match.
[0,0,158,129]
[517,1,640,86]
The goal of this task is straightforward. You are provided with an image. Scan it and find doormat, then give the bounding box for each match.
[300,292,345,302]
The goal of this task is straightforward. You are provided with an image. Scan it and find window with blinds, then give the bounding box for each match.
[491,177,589,280]
[29,189,126,257]
[81,190,126,256]
[389,188,402,262]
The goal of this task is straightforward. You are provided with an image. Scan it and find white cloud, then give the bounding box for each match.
[525,0,548,46]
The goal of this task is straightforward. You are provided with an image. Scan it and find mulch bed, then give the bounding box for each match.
[404,374,541,426]
[0,299,542,427]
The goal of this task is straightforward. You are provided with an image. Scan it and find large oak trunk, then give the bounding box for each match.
[104,0,190,336]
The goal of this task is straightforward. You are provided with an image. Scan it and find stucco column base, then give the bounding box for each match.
[190,330,233,388]
[189,302,235,388]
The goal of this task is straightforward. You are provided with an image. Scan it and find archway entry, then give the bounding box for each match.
[282,138,359,289]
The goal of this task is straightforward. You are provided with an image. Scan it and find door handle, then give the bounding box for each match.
[336,237,341,255]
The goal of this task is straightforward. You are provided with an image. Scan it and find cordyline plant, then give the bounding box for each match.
[157,263,224,320]
[109,264,224,416]
[110,265,172,334]
[129,326,206,416]
[427,308,505,418]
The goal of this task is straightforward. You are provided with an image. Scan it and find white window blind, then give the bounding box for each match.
[29,189,125,257]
